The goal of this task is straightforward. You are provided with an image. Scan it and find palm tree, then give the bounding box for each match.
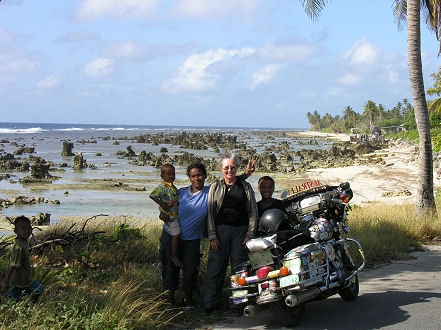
[363,100,378,132]
[306,110,322,130]
[399,0,437,213]
[299,0,439,214]
[427,66,441,114]
[343,105,358,130]
[378,104,385,123]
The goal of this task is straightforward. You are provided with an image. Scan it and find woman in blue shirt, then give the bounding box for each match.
[159,163,209,308]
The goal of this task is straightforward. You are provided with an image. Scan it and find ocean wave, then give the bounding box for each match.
[92,127,138,131]
[54,127,85,132]
[0,127,46,134]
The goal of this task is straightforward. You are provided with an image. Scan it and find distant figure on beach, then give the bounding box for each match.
[150,164,182,268]
[2,216,44,301]
[257,176,285,217]
[204,153,257,315]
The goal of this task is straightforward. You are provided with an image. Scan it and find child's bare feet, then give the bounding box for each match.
[172,255,183,268]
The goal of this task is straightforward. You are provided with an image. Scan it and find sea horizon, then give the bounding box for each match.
[0,121,307,135]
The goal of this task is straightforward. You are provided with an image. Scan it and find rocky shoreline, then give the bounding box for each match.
[0,131,389,176]
[1,130,438,225]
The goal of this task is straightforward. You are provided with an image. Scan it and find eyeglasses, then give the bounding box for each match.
[222,166,237,171]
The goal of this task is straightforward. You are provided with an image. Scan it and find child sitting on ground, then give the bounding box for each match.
[257,176,285,217]
[150,164,182,268]
[2,216,44,301]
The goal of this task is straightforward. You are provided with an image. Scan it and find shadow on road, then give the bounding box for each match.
[298,290,441,329]
[217,290,441,329]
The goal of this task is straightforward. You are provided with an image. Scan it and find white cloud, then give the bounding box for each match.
[250,64,284,91]
[164,48,255,93]
[0,29,39,76]
[258,44,319,63]
[75,0,159,20]
[387,70,399,84]
[0,29,13,45]
[324,87,342,97]
[341,39,381,67]
[55,31,99,43]
[0,53,39,74]
[172,0,259,20]
[82,58,114,77]
[101,40,193,61]
[338,73,363,86]
[35,75,61,90]
[102,40,149,60]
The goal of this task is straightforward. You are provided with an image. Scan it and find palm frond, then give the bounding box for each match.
[427,87,441,96]
[300,0,330,21]
[428,97,441,114]
[392,0,407,30]
[422,0,441,55]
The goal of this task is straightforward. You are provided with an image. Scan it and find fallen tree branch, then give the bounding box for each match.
[31,238,68,250]
[81,214,108,234]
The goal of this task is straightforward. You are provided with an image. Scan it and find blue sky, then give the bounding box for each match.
[1,0,440,129]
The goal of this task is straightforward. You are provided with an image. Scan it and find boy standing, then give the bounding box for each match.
[150,164,182,268]
[257,176,285,217]
[3,216,44,301]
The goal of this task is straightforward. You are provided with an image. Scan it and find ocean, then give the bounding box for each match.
[0,122,320,226]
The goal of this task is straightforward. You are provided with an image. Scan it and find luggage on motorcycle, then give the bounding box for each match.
[246,235,277,269]
[281,243,327,289]
[246,234,277,252]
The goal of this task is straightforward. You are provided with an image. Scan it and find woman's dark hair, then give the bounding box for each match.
[186,162,207,177]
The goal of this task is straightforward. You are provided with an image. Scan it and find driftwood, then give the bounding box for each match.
[31,214,108,252]
[31,238,68,250]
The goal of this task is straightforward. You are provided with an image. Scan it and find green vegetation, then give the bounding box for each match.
[385,127,441,152]
[0,205,440,327]
[307,66,441,134]
[307,98,416,133]
[0,220,197,329]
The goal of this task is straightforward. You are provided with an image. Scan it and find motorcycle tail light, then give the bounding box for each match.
[237,277,247,286]
[279,267,289,276]
[256,266,272,279]
[260,282,269,289]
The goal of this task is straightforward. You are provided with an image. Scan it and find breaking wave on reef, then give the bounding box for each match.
[0,127,46,134]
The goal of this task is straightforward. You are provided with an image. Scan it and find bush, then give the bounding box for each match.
[431,128,441,152]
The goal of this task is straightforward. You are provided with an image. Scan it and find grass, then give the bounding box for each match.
[0,204,440,328]
[346,203,441,265]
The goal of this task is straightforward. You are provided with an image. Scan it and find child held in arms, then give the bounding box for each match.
[150,164,182,268]
[257,176,285,217]
[2,216,44,301]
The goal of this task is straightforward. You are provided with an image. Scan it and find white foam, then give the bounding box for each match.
[0,127,46,134]
[54,127,84,132]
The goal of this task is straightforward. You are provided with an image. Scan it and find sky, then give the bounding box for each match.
[1,0,441,129]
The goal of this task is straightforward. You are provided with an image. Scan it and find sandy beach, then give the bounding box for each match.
[301,139,425,205]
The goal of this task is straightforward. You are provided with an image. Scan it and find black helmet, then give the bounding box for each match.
[259,209,287,235]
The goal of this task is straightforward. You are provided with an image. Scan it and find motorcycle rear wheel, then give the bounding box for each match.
[338,275,359,301]
[268,300,305,327]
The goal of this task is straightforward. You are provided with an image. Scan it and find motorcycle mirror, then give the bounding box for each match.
[339,182,350,191]
[281,190,288,199]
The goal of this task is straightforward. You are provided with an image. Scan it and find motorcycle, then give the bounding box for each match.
[230,178,366,327]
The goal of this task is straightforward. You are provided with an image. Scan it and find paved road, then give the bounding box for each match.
[214,245,441,329]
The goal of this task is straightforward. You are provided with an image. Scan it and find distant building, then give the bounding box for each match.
[380,125,406,134]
